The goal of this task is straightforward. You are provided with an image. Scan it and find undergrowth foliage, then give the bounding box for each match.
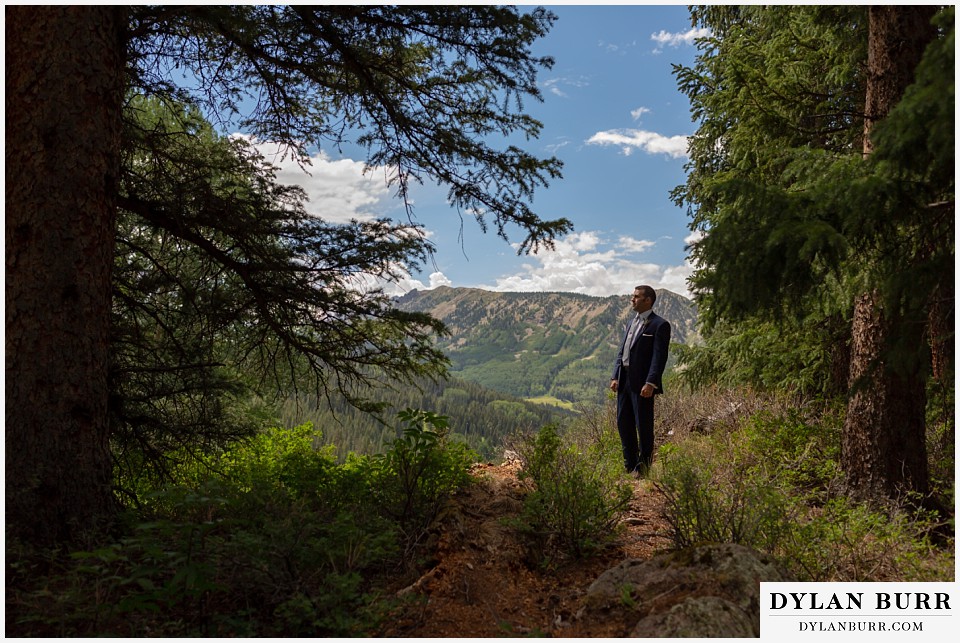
[653,397,954,582]
[656,443,794,552]
[6,410,476,637]
[6,390,953,636]
[513,424,632,562]
[370,408,477,553]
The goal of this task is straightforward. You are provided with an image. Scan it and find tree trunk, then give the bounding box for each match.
[862,6,938,155]
[928,276,954,383]
[825,313,851,398]
[5,7,125,545]
[841,6,937,500]
[843,291,929,498]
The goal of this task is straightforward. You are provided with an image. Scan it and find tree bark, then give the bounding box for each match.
[843,291,929,498]
[5,7,125,545]
[842,6,937,500]
[928,274,954,384]
[862,6,938,155]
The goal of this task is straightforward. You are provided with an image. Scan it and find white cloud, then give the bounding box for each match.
[658,262,695,296]
[618,235,656,254]
[659,231,704,296]
[543,78,568,98]
[684,229,705,247]
[599,39,638,56]
[369,269,454,298]
[234,135,392,223]
[630,106,652,121]
[542,75,590,98]
[586,129,689,159]
[427,271,453,289]
[566,230,604,253]
[226,138,700,300]
[477,231,692,298]
[651,27,710,53]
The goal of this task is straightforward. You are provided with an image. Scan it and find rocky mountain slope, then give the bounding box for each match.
[394,286,699,404]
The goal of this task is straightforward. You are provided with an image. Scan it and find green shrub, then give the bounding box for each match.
[737,407,842,498]
[778,496,953,582]
[655,405,954,583]
[368,408,477,551]
[656,443,793,551]
[9,412,476,637]
[514,424,632,561]
[926,374,956,505]
[10,479,398,636]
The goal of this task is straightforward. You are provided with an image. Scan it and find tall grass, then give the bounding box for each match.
[648,388,954,582]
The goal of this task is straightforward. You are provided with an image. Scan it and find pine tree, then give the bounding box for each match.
[6,7,125,545]
[6,6,569,545]
[672,6,952,500]
[841,6,943,500]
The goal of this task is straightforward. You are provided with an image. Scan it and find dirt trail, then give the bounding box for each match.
[381,460,673,637]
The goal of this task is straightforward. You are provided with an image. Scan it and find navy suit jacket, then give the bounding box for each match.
[612,311,671,394]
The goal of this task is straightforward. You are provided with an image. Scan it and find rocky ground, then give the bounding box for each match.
[379,458,676,638]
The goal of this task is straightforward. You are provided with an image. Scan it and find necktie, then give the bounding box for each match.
[623,315,641,366]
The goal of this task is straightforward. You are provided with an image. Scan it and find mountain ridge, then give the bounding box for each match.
[394,286,699,404]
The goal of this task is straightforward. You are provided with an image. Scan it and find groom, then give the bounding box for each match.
[610,285,671,476]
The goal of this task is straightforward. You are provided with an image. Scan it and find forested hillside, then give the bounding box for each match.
[394,286,698,404]
[279,376,569,460]
[276,286,695,456]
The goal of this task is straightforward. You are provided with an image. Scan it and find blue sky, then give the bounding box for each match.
[249,4,706,299]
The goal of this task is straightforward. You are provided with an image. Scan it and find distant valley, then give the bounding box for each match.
[394,286,700,406]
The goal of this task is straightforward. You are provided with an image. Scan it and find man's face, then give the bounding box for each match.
[631,289,652,314]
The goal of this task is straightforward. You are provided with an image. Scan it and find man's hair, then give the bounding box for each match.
[635,285,657,304]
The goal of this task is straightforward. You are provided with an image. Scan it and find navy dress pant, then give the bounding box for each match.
[616,372,655,473]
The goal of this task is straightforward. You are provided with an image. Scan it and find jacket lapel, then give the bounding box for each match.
[633,312,659,351]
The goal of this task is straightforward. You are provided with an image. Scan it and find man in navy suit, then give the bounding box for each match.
[610,285,671,476]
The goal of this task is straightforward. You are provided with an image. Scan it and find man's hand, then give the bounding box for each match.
[610,379,618,393]
[640,383,655,398]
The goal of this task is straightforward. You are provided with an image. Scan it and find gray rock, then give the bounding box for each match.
[632,596,755,638]
[582,543,789,637]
